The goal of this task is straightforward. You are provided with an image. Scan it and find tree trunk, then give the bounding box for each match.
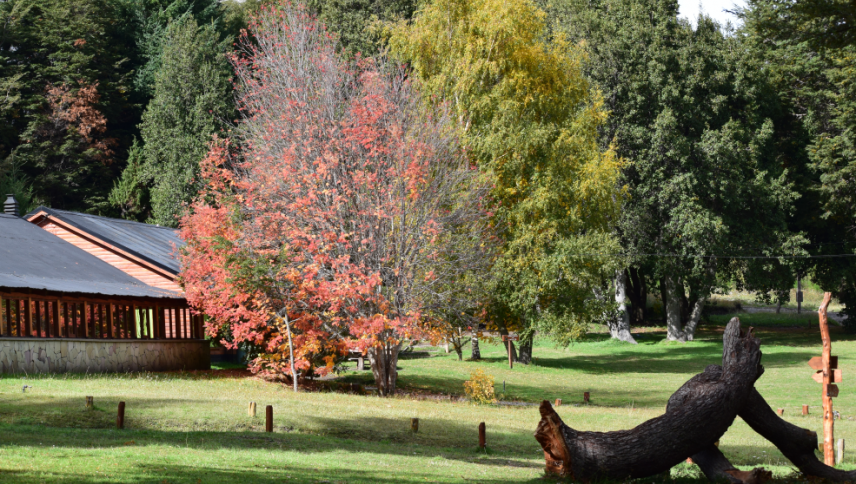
[665,275,686,342]
[535,318,762,481]
[450,330,464,361]
[471,329,481,360]
[518,334,533,364]
[659,277,668,323]
[609,270,638,343]
[536,317,856,483]
[683,296,705,341]
[368,342,400,396]
[680,371,856,481]
[627,267,646,326]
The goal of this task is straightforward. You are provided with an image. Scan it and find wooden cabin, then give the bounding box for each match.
[26,206,184,293]
[0,199,208,373]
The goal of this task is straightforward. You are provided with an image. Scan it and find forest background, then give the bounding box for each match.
[1,0,854,387]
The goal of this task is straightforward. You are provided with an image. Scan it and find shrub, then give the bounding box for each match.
[464,369,497,404]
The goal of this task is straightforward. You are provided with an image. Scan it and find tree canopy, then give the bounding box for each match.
[390,0,625,354]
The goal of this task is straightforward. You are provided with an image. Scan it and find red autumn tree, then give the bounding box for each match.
[180,1,494,395]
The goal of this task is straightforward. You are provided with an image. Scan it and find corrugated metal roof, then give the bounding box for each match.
[0,214,183,299]
[26,207,184,275]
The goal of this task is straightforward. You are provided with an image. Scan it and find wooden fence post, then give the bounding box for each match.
[265,405,273,432]
[117,401,125,429]
[479,422,486,449]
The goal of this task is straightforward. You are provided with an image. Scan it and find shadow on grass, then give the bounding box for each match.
[0,422,545,478]
[0,461,545,484]
[0,425,813,484]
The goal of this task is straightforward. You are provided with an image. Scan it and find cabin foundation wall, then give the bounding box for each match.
[0,338,210,373]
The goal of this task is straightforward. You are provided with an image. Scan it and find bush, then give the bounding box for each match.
[464,369,497,404]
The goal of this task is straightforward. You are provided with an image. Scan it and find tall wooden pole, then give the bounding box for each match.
[282,312,297,392]
[819,292,834,466]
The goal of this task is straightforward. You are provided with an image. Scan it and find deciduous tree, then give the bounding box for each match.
[390,0,624,356]
[181,1,494,394]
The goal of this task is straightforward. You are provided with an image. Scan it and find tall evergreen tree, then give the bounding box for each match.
[544,0,806,341]
[306,0,417,58]
[741,0,856,326]
[0,0,135,212]
[117,16,232,227]
[115,0,222,99]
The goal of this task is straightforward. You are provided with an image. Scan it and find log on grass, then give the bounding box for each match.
[535,318,763,481]
[668,327,856,482]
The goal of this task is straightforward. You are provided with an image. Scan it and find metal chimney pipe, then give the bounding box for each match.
[4,194,19,217]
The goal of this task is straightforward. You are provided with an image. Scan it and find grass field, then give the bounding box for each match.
[2,312,855,483]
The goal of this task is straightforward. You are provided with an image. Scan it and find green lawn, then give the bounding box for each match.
[1,316,855,483]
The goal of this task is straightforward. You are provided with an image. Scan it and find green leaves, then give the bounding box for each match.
[391,0,624,340]
[121,16,233,227]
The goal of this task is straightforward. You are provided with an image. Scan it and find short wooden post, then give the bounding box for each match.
[85,396,93,409]
[411,418,419,433]
[478,422,486,449]
[777,408,784,416]
[837,438,844,465]
[248,401,256,417]
[265,405,273,432]
[555,398,562,407]
[803,405,809,416]
[117,401,125,429]
[584,391,590,403]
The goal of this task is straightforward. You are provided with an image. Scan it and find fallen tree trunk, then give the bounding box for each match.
[536,316,856,482]
[535,318,762,481]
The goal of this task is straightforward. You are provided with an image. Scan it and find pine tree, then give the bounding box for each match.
[0,0,134,212]
[123,16,232,227]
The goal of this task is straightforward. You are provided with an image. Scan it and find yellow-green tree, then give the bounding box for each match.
[390,0,624,360]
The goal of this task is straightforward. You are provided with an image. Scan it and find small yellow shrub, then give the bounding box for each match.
[464,369,497,404]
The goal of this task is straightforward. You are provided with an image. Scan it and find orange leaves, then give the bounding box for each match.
[43,81,116,163]
[179,1,495,384]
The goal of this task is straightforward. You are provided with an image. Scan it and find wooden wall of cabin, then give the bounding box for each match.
[36,220,183,293]
[0,294,203,340]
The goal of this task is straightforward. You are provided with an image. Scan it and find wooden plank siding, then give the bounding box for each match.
[0,292,203,340]
[35,220,183,293]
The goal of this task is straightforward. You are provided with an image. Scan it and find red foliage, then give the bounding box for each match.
[180,1,493,389]
[42,81,115,163]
